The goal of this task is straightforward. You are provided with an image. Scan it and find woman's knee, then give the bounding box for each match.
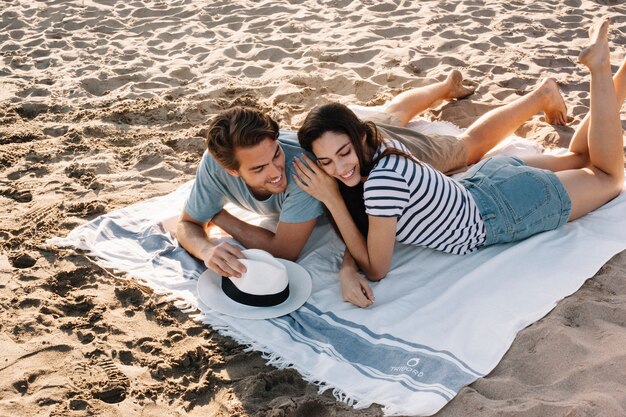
[458,134,486,165]
[593,165,624,194]
[383,107,409,127]
[609,170,625,195]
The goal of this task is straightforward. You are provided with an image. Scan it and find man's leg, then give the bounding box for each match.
[459,78,568,164]
[384,70,475,126]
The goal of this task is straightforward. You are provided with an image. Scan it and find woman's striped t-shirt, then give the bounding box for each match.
[363,139,486,255]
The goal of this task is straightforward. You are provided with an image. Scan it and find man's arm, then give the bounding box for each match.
[176,208,317,278]
[211,209,317,261]
[176,210,246,277]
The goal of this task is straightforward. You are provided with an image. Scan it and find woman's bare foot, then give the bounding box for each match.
[538,78,568,126]
[579,18,610,70]
[445,69,476,100]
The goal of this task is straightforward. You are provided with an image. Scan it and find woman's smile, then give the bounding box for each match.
[339,167,356,180]
[312,131,362,186]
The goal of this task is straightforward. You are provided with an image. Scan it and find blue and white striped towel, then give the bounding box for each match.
[49,175,626,415]
[48,123,626,415]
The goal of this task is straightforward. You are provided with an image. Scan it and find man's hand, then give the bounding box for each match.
[201,242,246,278]
[212,209,317,262]
[339,268,375,308]
[177,211,248,277]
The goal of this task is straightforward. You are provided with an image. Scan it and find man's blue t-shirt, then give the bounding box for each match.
[184,131,323,224]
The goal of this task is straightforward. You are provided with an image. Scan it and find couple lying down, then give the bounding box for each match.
[178,18,625,309]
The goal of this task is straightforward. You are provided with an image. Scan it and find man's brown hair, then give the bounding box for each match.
[206,106,279,170]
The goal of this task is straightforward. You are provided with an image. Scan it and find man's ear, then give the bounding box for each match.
[226,169,240,177]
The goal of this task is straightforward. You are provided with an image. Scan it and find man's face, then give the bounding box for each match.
[229,137,288,199]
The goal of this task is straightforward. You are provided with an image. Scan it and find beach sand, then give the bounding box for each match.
[1,0,626,416]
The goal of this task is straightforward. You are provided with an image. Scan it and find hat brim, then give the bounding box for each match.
[197,259,312,320]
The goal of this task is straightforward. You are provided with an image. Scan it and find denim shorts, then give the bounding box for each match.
[458,156,572,246]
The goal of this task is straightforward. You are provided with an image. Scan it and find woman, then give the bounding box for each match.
[293,19,625,307]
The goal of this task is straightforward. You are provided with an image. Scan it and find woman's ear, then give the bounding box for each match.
[361,132,367,145]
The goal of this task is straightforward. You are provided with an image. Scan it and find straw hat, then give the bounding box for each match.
[197,249,312,319]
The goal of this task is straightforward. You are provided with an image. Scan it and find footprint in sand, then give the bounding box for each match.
[70,354,129,404]
[0,186,33,203]
[114,286,146,308]
[292,400,332,417]
[0,343,74,406]
[14,102,48,119]
[0,131,43,146]
[9,253,37,269]
[45,267,94,296]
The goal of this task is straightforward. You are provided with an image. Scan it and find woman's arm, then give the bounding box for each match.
[293,155,396,279]
[325,196,396,280]
[339,250,375,307]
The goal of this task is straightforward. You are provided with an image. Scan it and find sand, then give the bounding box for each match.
[1,0,626,416]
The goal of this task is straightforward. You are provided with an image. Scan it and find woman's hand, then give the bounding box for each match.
[292,154,341,205]
[339,268,375,308]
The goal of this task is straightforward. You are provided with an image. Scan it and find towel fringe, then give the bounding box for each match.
[189,311,374,411]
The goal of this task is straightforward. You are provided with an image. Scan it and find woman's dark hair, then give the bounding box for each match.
[298,103,381,178]
[297,103,416,237]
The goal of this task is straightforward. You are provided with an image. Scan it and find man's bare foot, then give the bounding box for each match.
[579,18,610,70]
[539,78,568,126]
[445,69,475,100]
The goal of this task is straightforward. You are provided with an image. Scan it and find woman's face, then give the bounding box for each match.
[311,131,362,187]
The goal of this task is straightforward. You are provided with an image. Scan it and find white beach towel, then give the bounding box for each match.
[48,120,626,416]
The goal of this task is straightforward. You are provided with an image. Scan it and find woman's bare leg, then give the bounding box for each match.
[523,56,626,172]
[568,56,626,155]
[460,78,568,164]
[556,18,624,221]
[384,70,475,126]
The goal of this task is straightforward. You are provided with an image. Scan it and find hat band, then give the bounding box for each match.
[221,277,290,307]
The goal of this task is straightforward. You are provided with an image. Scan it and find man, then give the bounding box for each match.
[177,70,567,281]
[177,107,322,278]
